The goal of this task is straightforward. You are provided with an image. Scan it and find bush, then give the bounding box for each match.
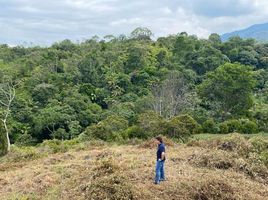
[260,151,268,166]
[2,145,43,162]
[39,139,71,153]
[225,119,242,133]
[202,118,218,134]
[83,115,129,141]
[124,125,144,139]
[0,124,8,156]
[136,111,165,138]
[239,119,258,134]
[166,115,200,141]
[219,119,258,134]
[219,122,229,134]
[249,136,268,155]
[15,134,37,146]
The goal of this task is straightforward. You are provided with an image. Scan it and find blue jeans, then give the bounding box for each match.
[155,160,165,183]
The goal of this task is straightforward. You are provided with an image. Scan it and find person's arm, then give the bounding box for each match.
[158,146,165,161]
[161,152,165,160]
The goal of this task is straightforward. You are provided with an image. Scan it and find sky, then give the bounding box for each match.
[1,0,268,46]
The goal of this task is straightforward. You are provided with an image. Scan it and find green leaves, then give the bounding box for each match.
[2,29,268,145]
[198,63,256,119]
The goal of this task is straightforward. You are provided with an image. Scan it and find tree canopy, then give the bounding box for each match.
[1,28,268,152]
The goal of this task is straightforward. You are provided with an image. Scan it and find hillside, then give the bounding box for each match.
[221,22,268,41]
[0,134,267,200]
[1,29,268,156]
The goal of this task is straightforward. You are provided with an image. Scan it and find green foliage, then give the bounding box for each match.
[39,139,80,153]
[251,103,268,132]
[198,63,256,119]
[2,145,43,162]
[15,134,37,146]
[219,123,229,134]
[166,115,200,141]
[260,151,268,166]
[136,111,165,138]
[2,29,268,145]
[83,115,128,141]
[186,44,229,75]
[130,27,153,40]
[249,136,268,154]
[124,125,143,139]
[224,119,242,133]
[239,119,258,134]
[0,123,8,156]
[202,119,218,134]
[248,137,268,166]
[219,119,258,134]
[34,102,75,140]
[32,83,57,105]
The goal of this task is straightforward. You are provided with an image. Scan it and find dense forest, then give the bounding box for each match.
[1,27,268,154]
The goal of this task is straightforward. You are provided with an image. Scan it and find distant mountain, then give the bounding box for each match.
[221,22,268,42]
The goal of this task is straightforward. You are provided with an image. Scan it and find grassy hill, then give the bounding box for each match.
[0,134,267,200]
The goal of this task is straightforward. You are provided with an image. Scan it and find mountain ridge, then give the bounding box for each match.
[221,22,268,42]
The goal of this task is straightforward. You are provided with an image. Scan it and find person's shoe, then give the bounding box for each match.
[154,181,160,185]
[160,178,166,182]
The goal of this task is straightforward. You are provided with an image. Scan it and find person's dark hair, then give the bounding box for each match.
[155,136,163,143]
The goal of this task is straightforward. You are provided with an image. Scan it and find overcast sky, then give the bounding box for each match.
[1,0,268,46]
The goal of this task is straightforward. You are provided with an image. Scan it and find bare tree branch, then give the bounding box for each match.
[0,79,16,153]
[151,72,193,119]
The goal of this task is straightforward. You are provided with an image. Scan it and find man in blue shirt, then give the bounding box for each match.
[155,136,166,184]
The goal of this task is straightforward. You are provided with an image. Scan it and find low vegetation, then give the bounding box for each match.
[0,133,267,200]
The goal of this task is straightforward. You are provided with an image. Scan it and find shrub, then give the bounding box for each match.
[260,151,268,166]
[219,119,258,134]
[2,145,42,162]
[219,122,229,134]
[249,136,268,155]
[40,139,68,153]
[124,125,144,139]
[166,115,200,141]
[15,134,37,146]
[239,119,258,134]
[202,118,218,134]
[83,115,129,141]
[0,124,8,156]
[225,119,242,133]
[52,128,69,140]
[136,111,165,138]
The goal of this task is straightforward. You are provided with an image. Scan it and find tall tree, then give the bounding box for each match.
[130,27,153,40]
[198,63,256,120]
[0,77,15,153]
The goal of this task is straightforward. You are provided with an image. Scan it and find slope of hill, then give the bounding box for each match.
[221,22,268,42]
[0,134,267,200]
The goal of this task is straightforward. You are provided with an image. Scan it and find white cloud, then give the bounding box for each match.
[0,0,268,45]
[110,18,143,26]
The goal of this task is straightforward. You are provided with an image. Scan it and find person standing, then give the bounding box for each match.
[155,136,166,184]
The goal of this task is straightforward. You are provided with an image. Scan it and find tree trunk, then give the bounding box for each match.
[3,119,10,152]
[0,80,16,155]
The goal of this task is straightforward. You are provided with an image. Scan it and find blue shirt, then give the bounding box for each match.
[157,143,165,161]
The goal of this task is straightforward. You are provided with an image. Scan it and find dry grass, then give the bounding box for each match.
[139,135,176,149]
[0,136,267,200]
